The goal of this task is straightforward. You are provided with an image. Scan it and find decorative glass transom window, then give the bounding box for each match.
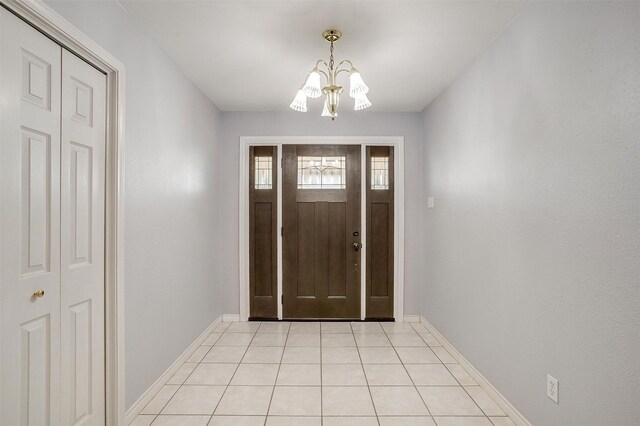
[297,156,346,189]
[255,156,273,189]
[371,157,389,190]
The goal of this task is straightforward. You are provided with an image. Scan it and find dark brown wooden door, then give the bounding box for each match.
[249,146,278,319]
[283,145,361,319]
[366,146,394,319]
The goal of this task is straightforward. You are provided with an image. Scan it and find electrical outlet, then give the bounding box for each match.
[427,196,435,209]
[547,374,559,403]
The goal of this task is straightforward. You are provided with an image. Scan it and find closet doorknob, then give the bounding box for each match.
[33,290,45,298]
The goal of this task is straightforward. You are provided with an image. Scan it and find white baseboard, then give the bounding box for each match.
[124,314,224,424]
[223,313,240,322]
[420,315,531,426]
[403,314,420,323]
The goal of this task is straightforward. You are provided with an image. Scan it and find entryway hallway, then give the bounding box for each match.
[130,321,513,425]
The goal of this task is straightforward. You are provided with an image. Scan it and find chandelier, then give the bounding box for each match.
[290,29,371,120]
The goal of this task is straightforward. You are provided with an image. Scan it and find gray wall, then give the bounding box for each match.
[421,2,639,425]
[45,1,224,408]
[219,112,424,315]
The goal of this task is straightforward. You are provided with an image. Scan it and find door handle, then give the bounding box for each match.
[353,242,360,252]
[33,290,45,298]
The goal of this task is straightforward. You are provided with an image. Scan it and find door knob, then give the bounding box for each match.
[33,290,45,298]
[353,242,360,252]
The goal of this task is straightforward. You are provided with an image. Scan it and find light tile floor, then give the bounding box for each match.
[131,321,516,426]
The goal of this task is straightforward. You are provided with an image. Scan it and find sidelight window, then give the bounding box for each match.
[255,156,273,189]
[297,156,346,189]
[371,157,389,190]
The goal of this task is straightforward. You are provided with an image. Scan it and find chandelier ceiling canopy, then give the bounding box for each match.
[290,29,371,121]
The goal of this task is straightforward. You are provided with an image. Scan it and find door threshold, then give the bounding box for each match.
[249,317,395,322]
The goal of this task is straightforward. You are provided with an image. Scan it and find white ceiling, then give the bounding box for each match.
[118,0,526,112]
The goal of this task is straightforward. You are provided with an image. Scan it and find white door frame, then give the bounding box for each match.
[0,0,126,424]
[239,136,404,322]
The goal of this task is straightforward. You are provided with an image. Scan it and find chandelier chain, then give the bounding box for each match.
[329,40,334,71]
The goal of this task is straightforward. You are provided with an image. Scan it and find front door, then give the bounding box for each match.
[282,145,361,319]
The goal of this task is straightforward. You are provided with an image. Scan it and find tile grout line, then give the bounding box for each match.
[140,321,230,425]
[443,361,498,418]
[381,324,434,419]
[210,322,259,418]
[410,321,496,421]
[351,321,381,426]
[191,325,226,424]
[264,322,291,425]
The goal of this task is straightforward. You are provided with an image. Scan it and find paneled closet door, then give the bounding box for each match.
[0,7,62,425]
[60,49,106,425]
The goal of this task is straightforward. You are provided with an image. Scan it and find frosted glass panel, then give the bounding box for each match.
[255,156,272,189]
[297,156,346,189]
[371,157,389,190]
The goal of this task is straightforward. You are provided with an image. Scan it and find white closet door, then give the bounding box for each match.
[60,49,106,425]
[0,7,62,426]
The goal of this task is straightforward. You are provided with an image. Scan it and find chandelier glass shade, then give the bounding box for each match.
[354,93,372,111]
[303,71,322,98]
[290,89,307,112]
[290,29,371,120]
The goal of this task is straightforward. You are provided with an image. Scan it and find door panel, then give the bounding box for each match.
[296,202,316,297]
[366,146,395,319]
[327,202,347,297]
[60,49,106,425]
[283,145,361,319]
[370,203,390,297]
[21,128,53,276]
[253,202,273,297]
[68,300,92,422]
[249,146,278,318]
[1,7,62,425]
